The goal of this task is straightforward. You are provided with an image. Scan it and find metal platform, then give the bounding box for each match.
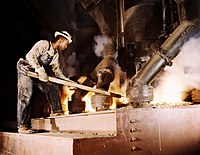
[1,104,200,155]
[31,110,117,135]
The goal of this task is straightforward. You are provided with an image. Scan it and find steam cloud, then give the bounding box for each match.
[66,51,76,77]
[153,37,200,102]
[93,35,112,57]
[167,37,200,88]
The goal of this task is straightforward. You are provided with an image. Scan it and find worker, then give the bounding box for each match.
[17,31,73,134]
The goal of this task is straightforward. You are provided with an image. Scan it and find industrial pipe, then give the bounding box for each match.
[126,20,198,104]
[80,0,103,12]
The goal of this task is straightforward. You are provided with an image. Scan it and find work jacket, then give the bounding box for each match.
[26,40,67,79]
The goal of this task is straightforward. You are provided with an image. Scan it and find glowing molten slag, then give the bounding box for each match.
[82,91,95,112]
[81,91,127,112]
[61,85,75,114]
[60,71,128,113]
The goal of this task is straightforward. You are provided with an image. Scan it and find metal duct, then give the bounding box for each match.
[80,0,103,12]
[126,20,198,104]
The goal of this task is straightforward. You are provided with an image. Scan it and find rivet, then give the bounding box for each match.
[130,128,137,133]
[130,137,137,142]
[131,146,137,151]
[130,120,136,123]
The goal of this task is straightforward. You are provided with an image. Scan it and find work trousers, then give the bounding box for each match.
[17,60,63,128]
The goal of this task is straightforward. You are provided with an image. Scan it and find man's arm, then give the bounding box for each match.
[50,53,68,79]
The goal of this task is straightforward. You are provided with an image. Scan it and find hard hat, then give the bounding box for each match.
[54,31,72,44]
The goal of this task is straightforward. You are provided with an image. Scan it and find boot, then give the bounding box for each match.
[18,125,35,134]
[49,112,65,117]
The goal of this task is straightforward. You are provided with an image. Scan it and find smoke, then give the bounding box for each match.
[153,37,200,102]
[93,35,112,57]
[168,37,200,88]
[66,51,76,77]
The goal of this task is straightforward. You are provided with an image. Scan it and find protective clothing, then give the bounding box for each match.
[17,40,68,130]
[18,125,35,134]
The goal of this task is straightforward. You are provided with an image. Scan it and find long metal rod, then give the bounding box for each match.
[119,0,124,34]
[27,71,123,98]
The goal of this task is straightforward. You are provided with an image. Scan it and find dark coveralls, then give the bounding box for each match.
[17,40,67,128]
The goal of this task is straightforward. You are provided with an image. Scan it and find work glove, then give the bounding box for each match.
[35,67,48,82]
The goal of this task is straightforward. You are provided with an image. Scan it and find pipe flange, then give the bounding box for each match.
[126,84,154,105]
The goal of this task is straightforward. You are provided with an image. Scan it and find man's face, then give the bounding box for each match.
[58,38,69,51]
